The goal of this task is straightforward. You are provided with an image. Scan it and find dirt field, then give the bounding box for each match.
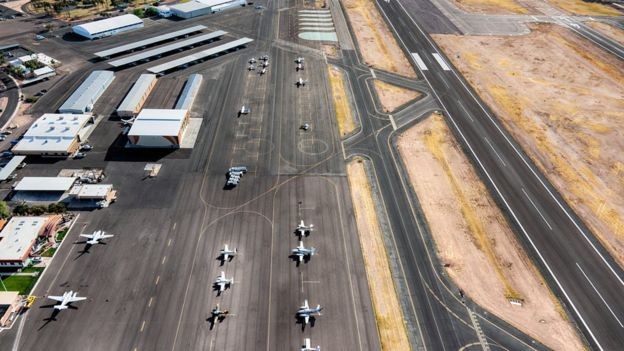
[397,114,584,351]
[347,159,412,351]
[546,0,621,15]
[372,80,421,113]
[0,97,7,115]
[587,21,624,46]
[453,0,528,14]
[328,65,356,136]
[433,24,624,270]
[343,0,416,78]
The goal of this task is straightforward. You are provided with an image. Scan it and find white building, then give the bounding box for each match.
[72,14,144,40]
[127,109,189,147]
[0,217,48,268]
[170,0,245,18]
[59,70,115,114]
[116,74,157,117]
[11,177,77,203]
[13,114,94,156]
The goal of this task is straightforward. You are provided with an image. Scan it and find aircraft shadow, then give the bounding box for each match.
[295,315,316,331]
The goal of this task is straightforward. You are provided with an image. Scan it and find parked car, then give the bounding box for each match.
[74,152,86,159]
[80,144,93,151]
[1,151,14,158]
[0,136,6,142]
[1,130,12,135]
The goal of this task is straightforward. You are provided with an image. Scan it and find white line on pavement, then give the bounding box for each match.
[432,53,451,71]
[410,53,428,70]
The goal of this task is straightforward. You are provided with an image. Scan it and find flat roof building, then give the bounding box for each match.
[170,1,213,18]
[116,74,157,117]
[13,114,94,156]
[0,217,48,268]
[14,177,77,192]
[73,14,144,40]
[127,109,189,148]
[0,291,21,327]
[59,70,114,114]
[175,74,202,110]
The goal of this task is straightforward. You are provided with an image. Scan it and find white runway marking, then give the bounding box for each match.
[577,263,624,328]
[389,114,397,130]
[410,53,428,70]
[521,188,552,230]
[432,53,451,71]
[370,68,376,78]
[484,137,506,167]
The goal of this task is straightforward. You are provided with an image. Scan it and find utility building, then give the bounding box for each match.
[72,14,144,40]
[127,109,189,148]
[0,217,48,268]
[116,74,157,117]
[13,114,95,157]
[59,70,115,114]
[175,74,202,110]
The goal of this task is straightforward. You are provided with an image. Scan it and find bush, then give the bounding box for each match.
[0,201,10,219]
[48,202,67,214]
[133,8,144,17]
[13,204,29,216]
[145,6,158,16]
[30,205,46,216]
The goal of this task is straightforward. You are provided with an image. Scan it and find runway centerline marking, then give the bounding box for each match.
[577,263,624,328]
[140,320,146,332]
[162,256,167,265]
[148,297,154,307]
[432,53,451,71]
[520,188,553,230]
[168,238,172,247]
[457,100,474,122]
[155,276,160,285]
[484,137,506,166]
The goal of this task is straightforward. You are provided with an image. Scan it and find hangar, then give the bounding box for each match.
[170,0,245,18]
[175,74,203,110]
[12,114,95,157]
[127,109,189,148]
[59,70,115,114]
[72,14,144,40]
[0,217,49,269]
[116,74,157,117]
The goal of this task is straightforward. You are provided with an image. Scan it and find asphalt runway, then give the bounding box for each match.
[0,1,381,350]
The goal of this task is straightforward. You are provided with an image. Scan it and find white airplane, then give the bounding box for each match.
[260,54,269,61]
[249,57,256,64]
[296,220,314,237]
[47,291,87,310]
[239,105,250,115]
[219,244,237,261]
[259,68,267,75]
[296,77,307,87]
[296,63,304,71]
[248,65,256,71]
[214,271,233,292]
[295,57,305,64]
[261,61,269,68]
[297,299,322,324]
[301,338,321,351]
[292,241,316,262]
[80,230,114,245]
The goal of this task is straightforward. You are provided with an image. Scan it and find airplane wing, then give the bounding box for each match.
[47,295,64,302]
[79,234,93,239]
[68,296,87,303]
[101,234,114,239]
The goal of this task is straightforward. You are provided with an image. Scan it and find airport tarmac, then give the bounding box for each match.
[0,1,380,350]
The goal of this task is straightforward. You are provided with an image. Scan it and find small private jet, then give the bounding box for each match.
[47,291,87,310]
[80,230,114,245]
[292,241,316,262]
[295,220,314,237]
[219,244,237,262]
[214,271,233,293]
[297,300,323,325]
[295,57,304,64]
[296,77,307,87]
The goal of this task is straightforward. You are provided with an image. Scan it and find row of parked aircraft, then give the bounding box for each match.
[45,230,114,310]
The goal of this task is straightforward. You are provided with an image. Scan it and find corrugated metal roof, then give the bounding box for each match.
[93,25,207,58]
[116,74,157,114]
[58,70,115,113]
[169,1,212,13]
[128,109,188,136]
[147,37,253,74]
[73,14,143,36]
[14,177,76,191]
[107,30,227,67]
[175,74,203,110]
[0,156,26,181]
[196,0,233,6]
[13,114,92,153]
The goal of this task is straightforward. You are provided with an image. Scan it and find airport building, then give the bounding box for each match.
[0,216,49,268]
[72,14,144,40]
[12,113,95,157]
[116,74,157,117]
[0,292,21,327]
[170,0,245,18]
[59,70,115,114]
[175,74,203,110]
[127,109,189,148]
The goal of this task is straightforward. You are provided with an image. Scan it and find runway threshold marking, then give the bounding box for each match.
[432,53,451,71]
[410,53,428,71]
[577,263,624,328]
[520,188,553,230]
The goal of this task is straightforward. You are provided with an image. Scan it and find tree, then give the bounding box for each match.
[29,205,46,216]
[133,8,144,17]
[145,6,158,16]
[0,201,10,219]
[13,204,29,216]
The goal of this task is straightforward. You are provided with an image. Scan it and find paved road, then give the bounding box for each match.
[373,0,624,349]
[0,71,19,127]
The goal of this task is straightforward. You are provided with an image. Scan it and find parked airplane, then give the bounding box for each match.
[296,77,307,87]
[249,57,257,64]
[214,271,233,293]
[292,241,316,262]
[260,54,269,61]
[47,291,87,310]
[259,68,267,75]
[296,300,322,324]
[211,304,229,319]
[296,63,304,71]
[295,57,305,64]
[300,123,310,131]
[248,65,256,71]
[239,105,250,115]
[301,338,321,351]
[80,230,114,245]
[296,220,314,237]
[261,61,269,68]
[219,244,237,262]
